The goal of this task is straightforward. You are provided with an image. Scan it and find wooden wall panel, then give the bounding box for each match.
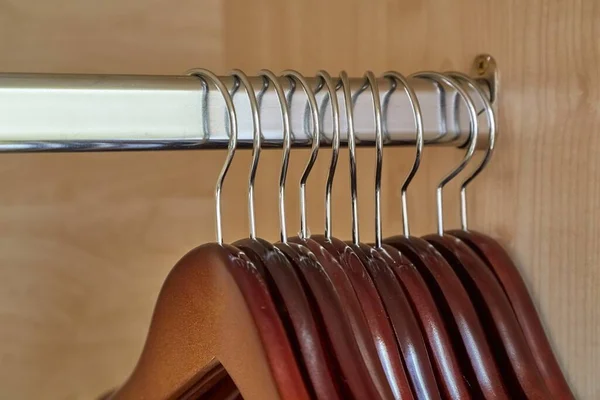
[0,0,598,398]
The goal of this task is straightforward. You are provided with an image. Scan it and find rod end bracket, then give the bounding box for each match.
[471,54,498,107]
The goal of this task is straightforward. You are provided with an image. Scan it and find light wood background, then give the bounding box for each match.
[0,0,598,398]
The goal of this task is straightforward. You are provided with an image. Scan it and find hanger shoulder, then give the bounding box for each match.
[377,243,472,399]
[304,236,404,400]
[385,235,510,399]
[110,243,308,400]
[282,238,385,399]
[447,229,575,399]
[235,238,342,400]
[355,243,439,400]
[425,234,550,398]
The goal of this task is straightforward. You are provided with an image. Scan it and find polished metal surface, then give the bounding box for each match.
[0,67,491,152]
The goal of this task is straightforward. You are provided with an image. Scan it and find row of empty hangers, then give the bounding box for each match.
[103,60,574,399]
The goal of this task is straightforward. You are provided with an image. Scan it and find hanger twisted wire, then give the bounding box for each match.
[339,71,360,244]
[316,70,341,242]
[445,71,497,230]
[258,70,291,243]
[362,71,384,248]
[230,69,262,240]
[383,71,424,237]
[412,72,479,235]
[188,69,238,245]
[281,70,320,240]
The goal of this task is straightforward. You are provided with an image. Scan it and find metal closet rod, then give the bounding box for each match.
[0,67,492,153]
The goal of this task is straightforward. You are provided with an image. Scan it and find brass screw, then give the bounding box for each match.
[476,55,490,75]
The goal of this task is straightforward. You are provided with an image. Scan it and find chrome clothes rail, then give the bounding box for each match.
[0,55,497,152]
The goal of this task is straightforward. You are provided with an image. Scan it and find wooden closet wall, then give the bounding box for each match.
[0,0,598,398]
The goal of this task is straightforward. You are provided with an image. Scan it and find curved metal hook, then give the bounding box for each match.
[230,69,261,240]
[258,70,291,243]
[446,71,496,230]
[362,71,384,248]
[412,72,479,235]
[188,68,238,245]
[339,70,360,244]
[383,71,424,237]
[316,70,341,241]
[281,70,320,240]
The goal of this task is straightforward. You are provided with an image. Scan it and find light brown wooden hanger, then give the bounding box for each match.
[110,70,311,400]
[109,243,310,400]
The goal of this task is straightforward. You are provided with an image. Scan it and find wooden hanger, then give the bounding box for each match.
[443,70,574,399]
[385,71,510,398]
[424,71,549,398]
[375,242,472,399]
[276,69,388,399]
[385,236,511,398]
[109,243,310,400]
[352,241,442,399]
[110,70,312,399]
[426,235,550,398]
[231,70,340,400]
[337,71,440,399]
[277,241,390,399]
[449,229,575,399]
[290,70,409,399]
[235,238,341,399]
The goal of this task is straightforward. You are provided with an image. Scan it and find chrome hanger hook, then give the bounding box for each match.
[446,71,496,231]
[339,71,360,245]
[258,70,291,243]
[316,70,341,242]
[230,69,261,240]
[383,71,424,237]
[363,71,384,248]
[412,72,479,236]
[281,70,320,240]
[188,69,238,245]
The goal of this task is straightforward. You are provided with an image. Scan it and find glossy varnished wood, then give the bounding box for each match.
[234,238,341,400]
[275,241,384,399]
[0,1,598,398]
[425,234,550,399]
[295,236,415,400]
[110,243,310,400]
[352,242,441,399]
[374,243,471,399]
[385,236,510,398]
[447,229,575,399]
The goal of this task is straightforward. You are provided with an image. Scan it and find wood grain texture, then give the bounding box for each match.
[0,0,598,398]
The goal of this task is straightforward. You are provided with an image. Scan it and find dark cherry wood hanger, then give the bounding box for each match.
[292,236,415,400]
[448,229,574,399]
[350,241,442,400]
[234,238,342,400]
[425,234,551,399]
[275,240,389,399]
[385,235,511,399]
[372,242,472,399]
[109,243,311,400]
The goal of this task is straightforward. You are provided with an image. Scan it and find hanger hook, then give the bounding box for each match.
[339,71,360,244]
[258,70,291,243]
[412,72,479,236]
[281,70,320,240]
[383,71,424,237]
[230,70,261,240]
[188,69,238,245]
[316,71,341,241]
[446,71,496,231]
[362,71,384,248]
